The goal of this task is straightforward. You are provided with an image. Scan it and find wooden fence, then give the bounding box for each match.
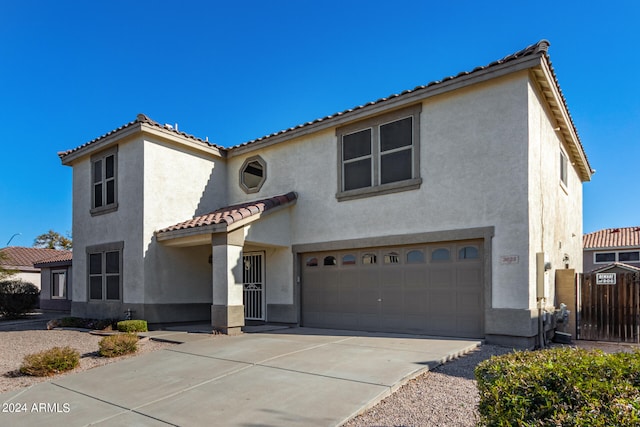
[577,272,640,343]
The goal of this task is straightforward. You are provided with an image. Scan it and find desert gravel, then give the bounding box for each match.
[0,319,175,394]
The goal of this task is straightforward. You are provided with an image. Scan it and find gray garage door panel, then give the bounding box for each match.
[301,241,484,338]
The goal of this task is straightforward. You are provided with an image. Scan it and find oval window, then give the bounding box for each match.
[240,156,267,193]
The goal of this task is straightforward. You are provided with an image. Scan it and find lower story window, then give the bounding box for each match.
[87,242,123,301]
[52,270,67,299]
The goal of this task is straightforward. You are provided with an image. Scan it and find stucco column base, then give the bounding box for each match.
[212,304,245,335]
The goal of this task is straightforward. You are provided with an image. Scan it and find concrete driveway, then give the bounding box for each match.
[1,328,480,426]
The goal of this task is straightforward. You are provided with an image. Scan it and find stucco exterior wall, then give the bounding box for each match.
[527,78,583,309]
[142,138,225,305]
[228,72,532,311]
[70,138,145,308]
[11,271,41,289]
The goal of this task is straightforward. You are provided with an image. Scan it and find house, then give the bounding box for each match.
[58,40,592,347]
[34,251,73,311]
[0,246,70,291]
[583,227,640,273]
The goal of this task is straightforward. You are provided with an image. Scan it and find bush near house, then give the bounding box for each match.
[20,346,80,377]
[475,347,640,426]
[98,333,139,357]
[0,279,39,318]
[51,317,116,330]
[117,319,148,333]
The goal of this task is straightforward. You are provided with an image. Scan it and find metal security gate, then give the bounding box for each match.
[578,272,640,342]
[243,252,265,320]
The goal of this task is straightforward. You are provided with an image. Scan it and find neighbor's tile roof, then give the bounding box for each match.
[583,227,640,249]
[58,114,224,160]
[33,251,73,267]
[0,247,71,269]
[158,192,297,233]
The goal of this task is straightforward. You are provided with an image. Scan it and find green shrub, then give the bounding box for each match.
[117,319,148,333]
[99,333,138,357]
[55,317,115,330]
[20,346,80,377]
[475,347,640,426]
[0,279,40,318]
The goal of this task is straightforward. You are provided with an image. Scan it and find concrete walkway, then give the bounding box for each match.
[1,328,481,426]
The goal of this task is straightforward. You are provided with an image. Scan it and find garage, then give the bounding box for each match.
[301,240,484,338]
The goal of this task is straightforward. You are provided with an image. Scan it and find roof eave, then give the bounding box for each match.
[60,122,226,166]
[228,54,545,158]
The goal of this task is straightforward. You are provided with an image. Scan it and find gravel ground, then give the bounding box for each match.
[3,315,638,426]
[0,318,175,394]
[344,340,639,427]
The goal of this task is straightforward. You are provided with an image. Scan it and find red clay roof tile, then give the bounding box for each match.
[583,227,640,249]
[157,192,297,234]
[0,247,72,268]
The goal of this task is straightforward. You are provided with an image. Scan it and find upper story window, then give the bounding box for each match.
[336,104,422,201]
[91,146,118,215]
[240,155,267,194]
[560,149,568,188]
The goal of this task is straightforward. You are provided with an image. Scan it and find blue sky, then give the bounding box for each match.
[0,0,638,247]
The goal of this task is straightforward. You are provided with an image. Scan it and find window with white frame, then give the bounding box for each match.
[595,251,640,264]
[91,146,118,215]
[52,270,67,299]
[560,150,568,187]
[337,104,421,200]
[88,242,123,301]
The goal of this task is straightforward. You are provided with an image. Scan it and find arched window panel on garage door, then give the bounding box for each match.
[323,256,337,266]
[458,246,479,260]
[362,253,377,265]
[306,257,318,267]
[406,249,425,264]
[384,252,400,264]
[431,248,451,261]
[342,254,357,265]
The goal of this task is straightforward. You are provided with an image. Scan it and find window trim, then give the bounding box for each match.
[239,155,267,194]
[86,241,124,301]
[559,148,568,191]
[336,104,422,201]
[90,146,119,216]
[594,251,640,264]
[51,269,67,299]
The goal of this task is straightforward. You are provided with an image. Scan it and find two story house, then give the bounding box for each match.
[58,40,592,347]
[583,227,640,273]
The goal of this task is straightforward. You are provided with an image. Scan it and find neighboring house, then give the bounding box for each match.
[0,246,69,290]
[583,227,640,273]
[34,251,73,312]
[58,40,592,347]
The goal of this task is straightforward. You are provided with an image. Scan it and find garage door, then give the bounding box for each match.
[301,241,484,338]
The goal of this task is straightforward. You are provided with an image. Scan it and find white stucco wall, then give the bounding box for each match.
[228,72,534,311]
[142,138,225,304]
[527,80,583,308]
[71,138,145,304]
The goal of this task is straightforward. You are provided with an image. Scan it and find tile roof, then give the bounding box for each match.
[157,192,297,234]
[59,40,590,177]
[583,227,640,249]
[0,247,72,269]
[33,251,73,267]
[231,41,555,149]
[58,114,224,160]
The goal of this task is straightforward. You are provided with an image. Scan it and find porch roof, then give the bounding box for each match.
[155,192,297,244]
[589,262,640,274]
